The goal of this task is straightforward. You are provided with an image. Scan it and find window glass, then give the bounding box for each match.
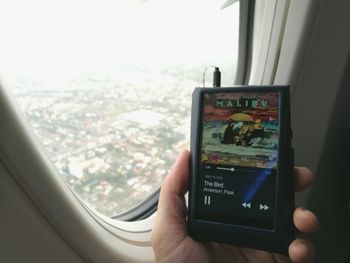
[0,0,239,216]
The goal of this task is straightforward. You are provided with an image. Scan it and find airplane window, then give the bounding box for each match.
[0,0,239,217]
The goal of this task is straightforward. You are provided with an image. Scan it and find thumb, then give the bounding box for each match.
[151,150,190,251]
[161,149,190,199]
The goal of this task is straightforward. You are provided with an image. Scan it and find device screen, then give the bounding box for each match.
[196,91,280,229]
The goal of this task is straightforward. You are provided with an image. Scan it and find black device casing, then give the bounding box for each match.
[188,86,295,255]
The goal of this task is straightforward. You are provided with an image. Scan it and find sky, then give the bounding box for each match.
[0,0,239,80]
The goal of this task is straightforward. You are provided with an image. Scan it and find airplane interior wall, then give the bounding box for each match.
[288,0,350,261]
[0,161,84,263]
[307,58,350,262]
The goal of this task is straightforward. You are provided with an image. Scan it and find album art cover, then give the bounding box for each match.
[201,92,279,169]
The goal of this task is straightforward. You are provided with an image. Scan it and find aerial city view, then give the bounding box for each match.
[9,65,233,216]
[0,0,238,217]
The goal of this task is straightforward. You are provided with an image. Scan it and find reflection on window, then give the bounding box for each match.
[0,0,239,216]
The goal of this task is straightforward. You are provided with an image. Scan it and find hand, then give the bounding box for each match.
[151,150,319,263]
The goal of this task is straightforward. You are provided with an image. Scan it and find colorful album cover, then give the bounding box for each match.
[201,91,279,169]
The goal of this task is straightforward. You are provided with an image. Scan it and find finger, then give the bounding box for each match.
[289,238,315,263]
[293,207,319,233]
[294,167,315,192]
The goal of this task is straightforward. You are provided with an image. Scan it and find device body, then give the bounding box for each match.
[188,86,294,255]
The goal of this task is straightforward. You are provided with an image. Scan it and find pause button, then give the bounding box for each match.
[204,195,211,205]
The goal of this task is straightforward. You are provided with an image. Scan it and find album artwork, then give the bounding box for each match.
[201,92,280,169]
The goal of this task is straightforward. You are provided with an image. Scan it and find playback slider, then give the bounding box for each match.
[203,165,235,172]
[217,167,235,172]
